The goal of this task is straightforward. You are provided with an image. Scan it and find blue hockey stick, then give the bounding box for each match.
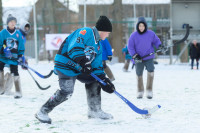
[90,73,161,115]
[18,62,53,79]
[0,57,53,79]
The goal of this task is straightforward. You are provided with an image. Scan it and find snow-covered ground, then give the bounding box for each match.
[0,60,200,133]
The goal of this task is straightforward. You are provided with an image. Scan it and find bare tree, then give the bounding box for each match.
[110,0,123,62]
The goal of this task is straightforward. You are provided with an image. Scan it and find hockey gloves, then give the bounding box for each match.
[98,75,115,94]
[18,55,27,70]
[107,56,112,61]
[159,44,168,54]
[21,59,28,70]
[80,58,92,75]
[3,45,12,58]
[133,54,142,63]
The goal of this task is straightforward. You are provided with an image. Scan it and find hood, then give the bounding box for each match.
[136,17,147,34]
[20,21,31,35]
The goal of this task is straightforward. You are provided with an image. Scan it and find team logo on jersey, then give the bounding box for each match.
[84,46,96,62]
[80,30,86,35]
[6,38,18,49]
[16,33,19,38]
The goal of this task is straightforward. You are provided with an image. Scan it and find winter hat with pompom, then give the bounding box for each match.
[7,14,17,24]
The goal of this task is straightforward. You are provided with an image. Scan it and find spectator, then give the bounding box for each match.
[122,45,132,72]
[101,38,115,81]
[189,40,200,69]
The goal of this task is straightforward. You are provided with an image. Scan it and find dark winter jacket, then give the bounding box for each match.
[189,43,200,59]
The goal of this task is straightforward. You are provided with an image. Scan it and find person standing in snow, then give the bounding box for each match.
[100,38,115,81]
[0,14,26,99]
[189,40,200,70]
[122,44,132,72]
[35,16,115,124]
[2,21,31,95]
[128,16,164,99]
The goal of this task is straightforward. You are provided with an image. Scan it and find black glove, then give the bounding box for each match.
[159,45,168,54]
[133,54,142,63]
[107,56,112,61]
[98,75,115,94]
[80,59,92,74]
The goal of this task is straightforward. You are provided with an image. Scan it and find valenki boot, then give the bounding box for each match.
[146,72,154,99]
[86,82,113,119]
[0,71,5,94]
[14,76,22,99]
[137,75,144,99]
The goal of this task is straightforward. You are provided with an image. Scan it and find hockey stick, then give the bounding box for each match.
[54,57,161,115]
[18,62,54,79]
[57,58,161,115]
[139,24,190,60]
[90,73,161,115]
[0,57,54,79]
[27,69,51,90]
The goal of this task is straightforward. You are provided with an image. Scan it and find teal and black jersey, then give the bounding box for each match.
[0,29,24,65]
[54,27,105,77]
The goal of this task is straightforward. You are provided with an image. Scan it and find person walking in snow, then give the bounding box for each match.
[35,16,115,124]
[128,16,164,99]
[3,21,31,95]
[0,14,26,99]
[189,40,200,70]
[122,44,132,72]
[100,38,115,81]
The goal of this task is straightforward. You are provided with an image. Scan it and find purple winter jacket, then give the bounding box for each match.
[128,17,161,61]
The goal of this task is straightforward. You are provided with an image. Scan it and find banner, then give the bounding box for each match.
[45,34,69,50]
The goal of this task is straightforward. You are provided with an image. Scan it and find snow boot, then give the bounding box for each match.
[146,72,154,99]
[4,73,14,95]
[85,82,113,120]
[197,62,199,69]
[123,60,130,72]
[137,75,144,99]
[104,66,115,81]
[0,71,5,95]
[35,107,52,124]
[35,89,72,124]
[14,76,22,99]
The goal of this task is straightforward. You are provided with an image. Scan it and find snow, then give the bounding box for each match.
[0,59,200,133]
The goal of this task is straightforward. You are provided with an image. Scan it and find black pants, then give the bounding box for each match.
[191,58,199,69]
[0,61,19,76]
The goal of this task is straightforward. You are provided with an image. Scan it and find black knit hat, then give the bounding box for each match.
[96,16,112,32]
[7,14,17,24]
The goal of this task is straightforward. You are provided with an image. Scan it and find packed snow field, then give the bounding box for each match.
[0,60,200,133]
